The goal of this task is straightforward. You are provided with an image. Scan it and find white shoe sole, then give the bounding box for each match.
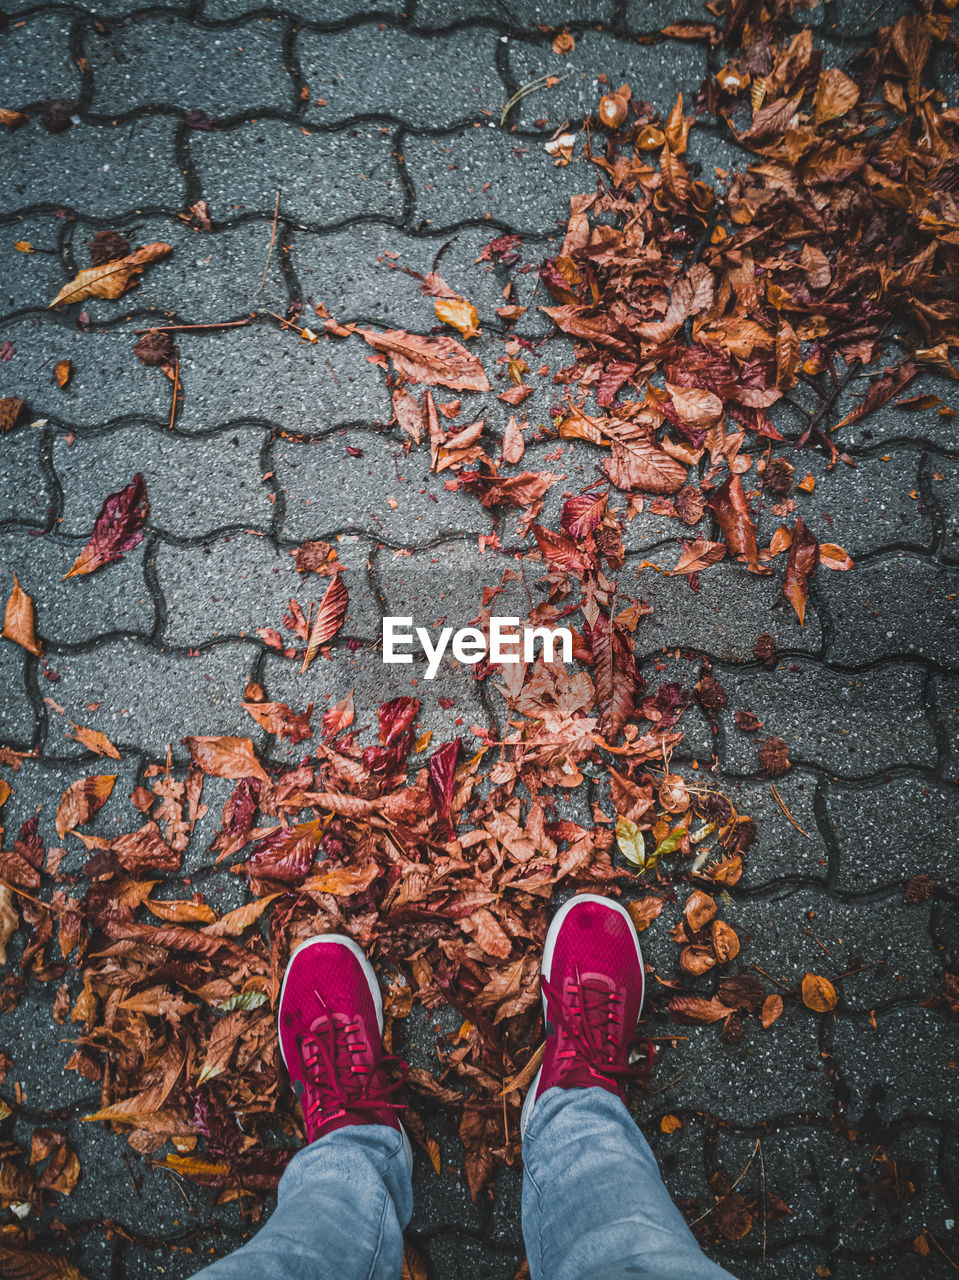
[520,895,644,1138]
[278,933,412,1171]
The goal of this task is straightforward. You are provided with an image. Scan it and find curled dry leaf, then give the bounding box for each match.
[3,573,43,657]
[819,543,854,571]
[0,1244,90,1279]
[782,517,819,626]
[322,690,355,739]
[685,889,717,932]
[53,360,71,388]
[49,243,172,308]
[63,473,149,580]
[801,972,838,1012]
[0,884,18,966]
[0,397,24,433]
[760,993,784,1028]
[358,327,490,392]
[55,774,117,838]
[711,918,740,962]
[707,474,758,565]
[434,295,480,339]
[301,573,348,672]
[625,895,663,932]
[667,995,736,1025]
[185,736,269,784]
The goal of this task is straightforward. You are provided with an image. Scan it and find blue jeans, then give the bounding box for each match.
[193,1088,736,1280]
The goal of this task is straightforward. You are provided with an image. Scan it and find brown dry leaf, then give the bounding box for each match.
[819,543,854,571]
[66,724,120,759]
[667,538,726,577]
[801,973,838,1012]
[812,68,860,124]
[434,295,480,339]
[49,243,172,308]
[185,736,269,784]
[760,993,784,1028]
[0,1244,89,1279]
[301,572,348,672]
[626,896,664,932]
[667,995,736,1025]
[660,1114,683,1134]
[358,327,490,392]
[782,517,819,625]
[0,397,24,433]
[0,884,18,966]
[55,774,117,838]
[711,919,740,962]
[205,894,280,937]
[604,428,687,494]
[53,360,72,388]
[685,889,717,932]
[146,897,217,925]
[0,110,30,128]
[3,573,43,657]
[552,30,575,54]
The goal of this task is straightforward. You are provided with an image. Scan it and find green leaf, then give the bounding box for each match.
[652,828,684,860]
[216,990,268,1012]
[616,815,647,868]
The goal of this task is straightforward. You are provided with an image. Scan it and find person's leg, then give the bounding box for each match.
[193,1123,412,1280]
[191,934,412,1280]
[520,895,736,1280]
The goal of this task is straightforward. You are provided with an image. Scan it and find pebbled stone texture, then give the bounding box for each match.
[54,423,272,538]
[85,16,293,118]
[506,31,706,130]
[0,641,34,747]
[1,214,77,318]
[0,426,53,527]
[1,12,79,109]
[189,119,403,225]
[299,27,504,127]
[0,116,182,218]
[792,449,932,556]
[204,0,406,18]
[414,0,616,24]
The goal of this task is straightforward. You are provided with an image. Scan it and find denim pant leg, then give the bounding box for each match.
[522,1088,737,1280]
[191,1125,412,1280]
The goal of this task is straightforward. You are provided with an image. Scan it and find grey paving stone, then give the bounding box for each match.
[409,1151,489,1235]
[403,126,585,234]
[0,425,52,526]
[818,553,959,667]
[190,120,402,225]
[714,661,937,776]
[0,529,152,645]
[830,1006,954,1124]
[827,366,959,451]
[653,1010,832,1124]
[732,1242,834,1280]
[0,984,98,1109]
[932,456,959,563]
[422,1235,521,1280]
[175,322,393,433]
[831,1250,950,1280]
[156,530,381,645]
[730,887,938,1012]
[86,15,291,117]
[121,1238,235,1280]
[50,635,261,761]
[0,116,182,218]
[77,215,288,324]
[834,0,909,33]
[507,31,706,129]
[931,673,959,781]
[54,423,271,538]
[415,0,616,22]
[203,0,405,18]
[624,0,715,32]
[684,123,755,187]
[0,639,34,747]
[260,630,490,763]
[277,431,486,543]
[289,221,545,333]
[487,1165,523,1247]
[299,27,503,127]
[634,559,823,662]
[718,770,828,888]
[0,215,71,318]
[826,775,959,894]
[0,318,168,427]
[791,450,931,557]
[0,11,80,108]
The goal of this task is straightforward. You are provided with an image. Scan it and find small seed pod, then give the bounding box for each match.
[598,93,627,130]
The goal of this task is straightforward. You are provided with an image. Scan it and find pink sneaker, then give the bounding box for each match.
[278,934,410,1160]
[521,894,649,1135]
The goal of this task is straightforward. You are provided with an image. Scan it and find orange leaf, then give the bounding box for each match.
[434,295,480,339]
[55,774,117,838]
[760,993,784,1028]
[66,724,120,759]
[801,973,838,1012]
[782,517,819,626]
[54,359,72,388]
[145,897,216,925]
[3,573,43,656]
[358,327,490,392]
[660,1114,683,1134]
[322,689,355,738]
[301,572,348,672]
[49,243,173,308]
[685,889,717,932]
[819,543,854,571]
[185,736,268,783]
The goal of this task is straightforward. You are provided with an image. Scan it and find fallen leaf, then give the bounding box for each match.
[53,360,72,388]
[801,973,838,1012]
[760,994,784,1028]
[434,295,480,339]
[48,243,172,308]
[301,573,348,672]
[358,327,490,392]
[56,774,117,838]
[185,736,269,784]
[3,574,43,656]
[63,474,149,579]
[782,517,819,625]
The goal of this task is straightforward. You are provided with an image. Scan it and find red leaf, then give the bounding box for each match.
[63,474,149,579]
[301,573,348,672]
[378,697,419,747]
[706,474,758,565]
[428,739,460,837]
[782,517,819,626]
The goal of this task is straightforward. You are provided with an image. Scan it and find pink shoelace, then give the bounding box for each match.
[542,972,653,1091]
[297,1007,407,1131]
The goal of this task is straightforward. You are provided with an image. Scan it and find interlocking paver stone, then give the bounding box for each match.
[825,776,959,893]
[818,553,959,667]
[635,560,824,661]
[625,0,717,32]
[714,770,828,888]
[203,0,405,18]
[190,120,402,224]
[1,215,73,319]
[76,216,288,324]
[830,1006,954,1124]
[792,450,931,556]
[0,529,152,644]
[714,661,937,776]
[403,126,585,234]
[86,16,292,117]
[51,636,261,761]
[0,641,34,747]
[931,674,959,780]
[414,0,616,23]
[933,456,959,562]
[54,423,271,538]
[0,11,80,108]
[0,426,52,526]
[0,116,182,218]
[299,27,503,127]
[277,431,486,543]
[156,530,381,645]
[826,366,959,451]
[507,32,706,129]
